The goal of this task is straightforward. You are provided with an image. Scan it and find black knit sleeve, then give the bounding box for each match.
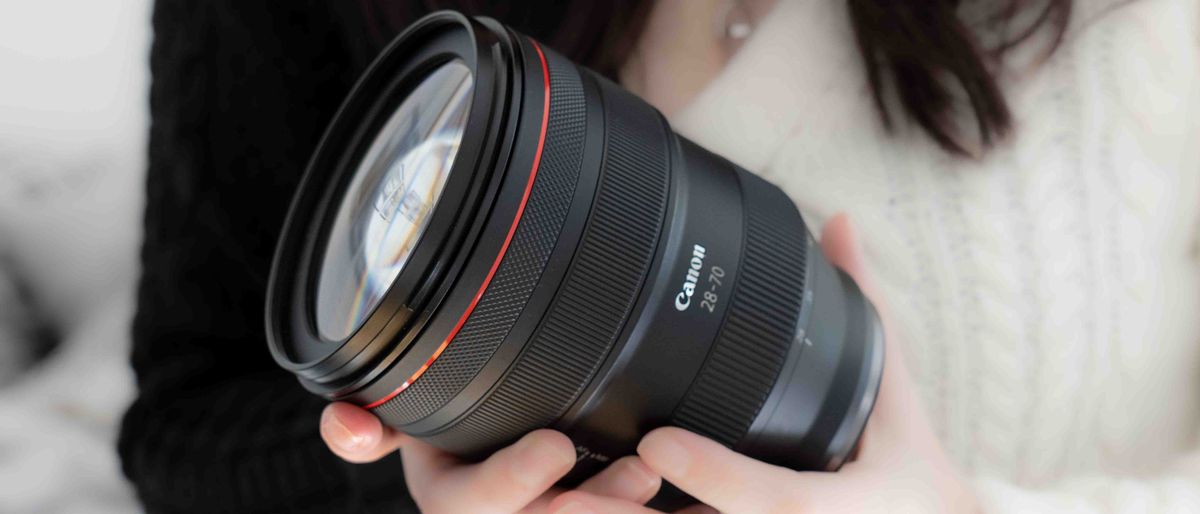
[117,2,415,513]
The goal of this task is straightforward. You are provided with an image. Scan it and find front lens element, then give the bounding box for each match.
[315,60,473,341]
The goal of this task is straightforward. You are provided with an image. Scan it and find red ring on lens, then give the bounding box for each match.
[364,39,551,409]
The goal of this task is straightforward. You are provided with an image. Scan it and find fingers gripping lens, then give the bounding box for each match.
[266,12,884,493]
[315,61,473,341]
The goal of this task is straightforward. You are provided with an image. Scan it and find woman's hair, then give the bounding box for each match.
[358,0,1070,155]
[848,0,1070,154]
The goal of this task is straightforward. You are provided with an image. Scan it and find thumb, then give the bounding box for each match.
[320,402,410,463]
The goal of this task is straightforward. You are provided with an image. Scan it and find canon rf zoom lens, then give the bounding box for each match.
[267,11,884,481]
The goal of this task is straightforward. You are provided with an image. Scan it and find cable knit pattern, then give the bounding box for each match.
[672,0,1200,511]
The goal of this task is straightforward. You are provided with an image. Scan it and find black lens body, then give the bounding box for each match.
[267,11,884,484]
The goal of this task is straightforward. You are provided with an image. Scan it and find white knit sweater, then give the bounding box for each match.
[670,0,1200,511]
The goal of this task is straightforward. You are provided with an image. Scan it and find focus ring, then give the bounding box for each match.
[372,44,587,425]
[669,171,808,446]
[422,70,671,454]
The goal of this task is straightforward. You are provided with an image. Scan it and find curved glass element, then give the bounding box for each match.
[315,60,473,340]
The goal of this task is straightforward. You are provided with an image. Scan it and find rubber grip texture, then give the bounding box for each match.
[669,170,808,446]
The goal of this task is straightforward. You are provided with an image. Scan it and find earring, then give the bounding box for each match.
[718,0,754,42]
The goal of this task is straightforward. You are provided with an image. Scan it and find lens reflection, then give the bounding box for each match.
[316,60,473,340]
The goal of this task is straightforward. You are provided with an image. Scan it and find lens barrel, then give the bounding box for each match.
[267,11,883,482]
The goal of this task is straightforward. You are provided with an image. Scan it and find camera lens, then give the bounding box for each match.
[267,11,884,480]
[314,60,473,340]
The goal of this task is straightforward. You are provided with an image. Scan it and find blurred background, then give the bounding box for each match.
[0,1,150,512]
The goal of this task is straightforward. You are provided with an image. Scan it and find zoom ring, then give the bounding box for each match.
[669,170,808,446]
[422,70,671,454]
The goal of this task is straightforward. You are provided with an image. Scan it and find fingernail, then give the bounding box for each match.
[638,432,691,477]
[321,410,368,452]
[552,500,594,514]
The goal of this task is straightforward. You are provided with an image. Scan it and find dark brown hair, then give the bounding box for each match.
[359,0,1070,155]
[849,0,1070,154]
